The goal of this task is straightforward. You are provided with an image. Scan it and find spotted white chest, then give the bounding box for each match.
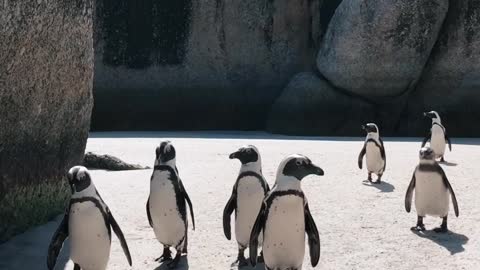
[235,176,265,247]
[263,195,305,269]
[366,142,384,174]
[430,125,446,157]
[414,170,450,218]
[149,170,186,247]
[69,201,111,270]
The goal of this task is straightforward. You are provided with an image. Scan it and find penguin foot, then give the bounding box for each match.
[373,180,382,184]
[167,254,181,269]
[440,157,445,163]
[231,256,248,267]
[410,225,426,232]
[155,248,172,262]
[258,251,264,263]
[433,227,448,233]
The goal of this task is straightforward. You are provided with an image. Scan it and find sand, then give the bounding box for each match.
[0,131,479,270]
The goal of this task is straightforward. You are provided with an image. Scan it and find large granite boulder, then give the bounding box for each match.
[93,0,326,130]
[267,72,374,135]
[404,1,480,136]
[317,0,448,98]
[0,0,94,242]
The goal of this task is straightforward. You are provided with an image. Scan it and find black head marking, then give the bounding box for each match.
[419,147,435,160]
[423,111,438,120]
[362,123,378,133]
[156,141,176,163]
[67,166,92,193]
[282,156,324,180]
[229,145,259,164]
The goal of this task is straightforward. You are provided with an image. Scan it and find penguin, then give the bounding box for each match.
[422,111,452,162]
[223,145,270,266]
[358,123,386,184]
[250,154,323,270]
[146,141,195,268]
[47,166,132,270]
[405,147,459,233]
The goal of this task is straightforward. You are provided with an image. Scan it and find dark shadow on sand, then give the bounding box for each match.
[155,256,189,270]
[412,230,468,255]
[362,180,395,193]
[439,161,458,167]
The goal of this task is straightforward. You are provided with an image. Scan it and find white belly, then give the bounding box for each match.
[69,202,111,270]
[366,142,384,174]
[150,171,186,247]
[235,176,266,247]
[263,195,305,269]
[430,126,446,157]
[415,171,450,217]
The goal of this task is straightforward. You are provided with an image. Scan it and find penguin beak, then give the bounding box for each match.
[308,164,324,176]
[229,151,239,160]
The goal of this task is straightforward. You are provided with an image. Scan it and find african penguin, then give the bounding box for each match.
[358,123,386,184]
[47,166,132,270]
[223,145,270,266]
[405,147,459,233]
[422,111,452,162]
[250,154,323,270]
[146,141,195,268]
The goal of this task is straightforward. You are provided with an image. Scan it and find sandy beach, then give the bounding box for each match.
[0,132,479,270]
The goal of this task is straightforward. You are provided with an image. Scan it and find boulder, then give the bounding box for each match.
[317,0,448,98]
[267,72,374,135]
[405,1,480,136]
[0,0,94,242]
[84,152,150,171]
[93,0,326,130]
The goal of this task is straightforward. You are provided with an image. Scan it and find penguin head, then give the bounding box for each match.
[362,123,379,134]
[229,145,260,165]
[424,111,440,121]
[67,166,92,193]
[155,141,176,166]
[419,147,435,161]
[278,154,324,181]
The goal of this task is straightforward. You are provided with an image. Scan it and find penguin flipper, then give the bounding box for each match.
[405,171,416,213]
[108,209,133,266]
[179,179,195,230]
[146,196,153,227]
[304,203,320,267]
[421,131,431,147]
[358,143,366,169]
[47,209,69,270]
[377,137,387,171]
[222,187,236,240]
[445,133,452,151]
[440,169,459,217]
[249,201,267,267]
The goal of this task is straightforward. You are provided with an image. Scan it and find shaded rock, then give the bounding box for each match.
[317,0,448,98]
[404,1,480,136]
[267,72,374,136]
[84,152,150,171]
[92,0,328,130]
[0,0,94,242]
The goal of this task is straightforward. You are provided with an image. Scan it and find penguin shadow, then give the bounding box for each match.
[412,230,469,255]
[154,256,189,270]
[53,240,72,270]
[361,180,395,193]
[439,160,458,167]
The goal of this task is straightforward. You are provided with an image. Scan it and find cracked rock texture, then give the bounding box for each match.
[0,0,94,242]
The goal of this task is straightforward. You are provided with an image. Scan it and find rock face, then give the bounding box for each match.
[93,0,323,130]
[317,0,448,98]
[267,72,374,135]
[405,0,480,136]
[0,0,94,242]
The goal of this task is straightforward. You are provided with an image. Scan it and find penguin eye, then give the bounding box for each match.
[296,160,302,166]
[246,149,251,154]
